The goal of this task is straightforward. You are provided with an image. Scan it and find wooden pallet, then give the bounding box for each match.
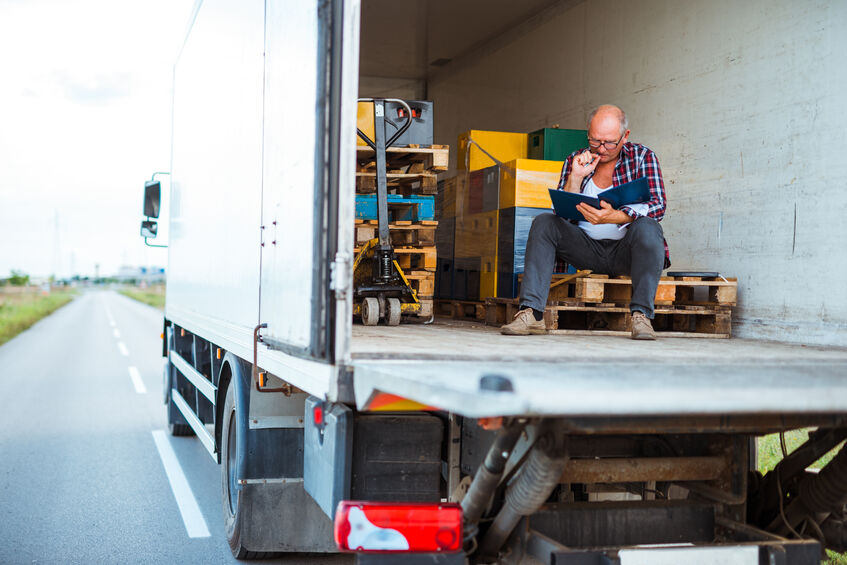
[354,220,437,247]
[434,299,485,321]
[403,270,435,299]
[528,273,738,307]
[354,245,437,271]
[485,297,732,338]
[355,172,438,194]
[355,194,435,222]
[356,144,449,173]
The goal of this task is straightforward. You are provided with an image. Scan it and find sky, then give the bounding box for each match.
[0,0,196,278]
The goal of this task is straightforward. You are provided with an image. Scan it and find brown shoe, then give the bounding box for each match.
[501,308,547,336]
[631,311,656,340]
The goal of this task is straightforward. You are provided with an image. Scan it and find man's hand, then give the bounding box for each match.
[577,200,633,225]
[564,150,600,192]
[572,150,600,178]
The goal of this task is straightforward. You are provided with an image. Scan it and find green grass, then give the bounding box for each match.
[0,289,76,346]
[758,431,847,564]
[757,429,844,474]
[119,285,165,310]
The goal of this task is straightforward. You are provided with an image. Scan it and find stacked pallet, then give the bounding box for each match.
[355,144,448,195]
[485,273,738,338]
[354,144,449,319]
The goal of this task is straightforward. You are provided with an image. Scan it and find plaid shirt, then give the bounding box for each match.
[556,141,670,268]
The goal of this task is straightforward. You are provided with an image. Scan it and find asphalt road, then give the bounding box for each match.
[0,290,352,565]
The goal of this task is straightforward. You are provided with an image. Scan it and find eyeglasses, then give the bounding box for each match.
[587,133,624,150]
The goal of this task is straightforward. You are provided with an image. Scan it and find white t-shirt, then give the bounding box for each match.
[578,177,649,241]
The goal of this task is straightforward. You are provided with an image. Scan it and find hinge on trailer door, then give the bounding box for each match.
[330,252,351,299]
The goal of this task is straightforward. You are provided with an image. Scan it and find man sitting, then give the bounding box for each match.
[500,104,670,340]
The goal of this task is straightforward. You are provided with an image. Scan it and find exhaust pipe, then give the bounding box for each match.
[478,431,568,559]
[461,421,527,549]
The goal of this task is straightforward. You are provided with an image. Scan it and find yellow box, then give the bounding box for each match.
[357,102,374,146]
[480,256,498,301]
[499,158,564,209]
[457,130,528,172]
[455,210,498,259]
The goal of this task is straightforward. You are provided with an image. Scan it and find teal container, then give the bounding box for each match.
[528,128,587,161]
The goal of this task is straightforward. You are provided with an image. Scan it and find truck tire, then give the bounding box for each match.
[221,381,272,559]
[165,331,194,437]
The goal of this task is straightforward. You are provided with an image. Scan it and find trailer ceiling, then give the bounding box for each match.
[359,0,571,82]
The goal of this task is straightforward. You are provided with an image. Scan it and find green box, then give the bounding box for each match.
[528,128,587,161]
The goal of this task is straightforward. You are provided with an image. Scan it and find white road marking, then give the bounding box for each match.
[128,366,147,394]
[118,342,129,356]
[151,430,211,538]
[105,307,116,327]
[113,328,120,339]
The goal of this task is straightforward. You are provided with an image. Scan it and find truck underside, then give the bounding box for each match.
[163,315,847,563]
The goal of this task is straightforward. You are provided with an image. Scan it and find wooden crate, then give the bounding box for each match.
[354,220,437,247]
[434,299,485,321]
[485,297,732,338]
[532,273,737,307]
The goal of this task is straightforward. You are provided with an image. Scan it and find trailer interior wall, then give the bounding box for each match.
[361,0,847,346]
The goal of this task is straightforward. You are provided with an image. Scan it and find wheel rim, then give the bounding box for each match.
[226,410,238,514]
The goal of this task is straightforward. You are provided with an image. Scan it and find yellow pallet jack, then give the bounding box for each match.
[354,98,422,326]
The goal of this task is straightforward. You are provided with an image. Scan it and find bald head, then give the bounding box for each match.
[587,105,629,136]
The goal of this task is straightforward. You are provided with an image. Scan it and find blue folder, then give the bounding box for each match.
[548,177,650,221]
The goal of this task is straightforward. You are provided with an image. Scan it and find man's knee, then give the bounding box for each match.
[531,212,560,230]
[528,212,561,238]
[628,217,663,247]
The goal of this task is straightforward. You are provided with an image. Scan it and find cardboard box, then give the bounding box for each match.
[436,177,457,219]
[455,210,498,259]
[499,158,563,209]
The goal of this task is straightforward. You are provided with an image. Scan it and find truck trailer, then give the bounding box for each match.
[141,0,847,563]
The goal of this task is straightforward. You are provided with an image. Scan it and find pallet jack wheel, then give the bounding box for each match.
[386,298,401,326]
[362,297,379,326]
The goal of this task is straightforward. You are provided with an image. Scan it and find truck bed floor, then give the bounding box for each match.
[350,320,847,423]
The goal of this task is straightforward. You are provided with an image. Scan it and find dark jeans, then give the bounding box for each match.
[520,214,665,318]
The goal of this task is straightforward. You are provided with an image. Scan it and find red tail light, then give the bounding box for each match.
[334,501,462,553]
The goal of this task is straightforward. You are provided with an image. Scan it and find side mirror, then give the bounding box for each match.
[141,220,158,239]
[144,180,161,218]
